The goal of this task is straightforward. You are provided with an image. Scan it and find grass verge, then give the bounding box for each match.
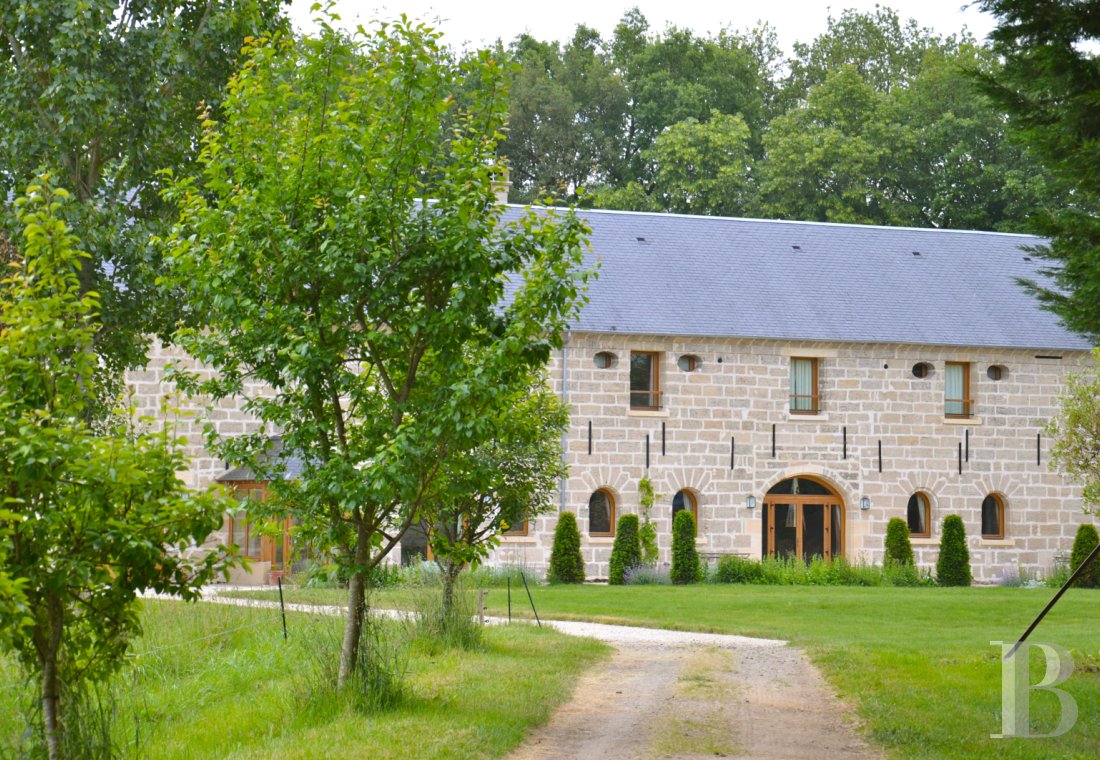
[0,599,608,759]
[228,583,1100,759]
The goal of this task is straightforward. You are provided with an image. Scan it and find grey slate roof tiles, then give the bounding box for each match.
[503,206,1092,351]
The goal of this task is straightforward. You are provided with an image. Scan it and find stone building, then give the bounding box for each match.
[489,208,1093,582]
[132,206,1093,583]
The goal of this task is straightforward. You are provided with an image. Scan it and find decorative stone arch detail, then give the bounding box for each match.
[966,478,1017,541]
[577,467,631,505]
[660,467,714,530]
[757,463,856,508]
[896,475,948,533]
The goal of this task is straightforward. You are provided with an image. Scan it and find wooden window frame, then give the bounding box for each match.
[629,351,661,410]
[789,357,820,414]
[945,361,973,418]
[226,481,294,571]
[907,492,932,539]
[503,519,530,537]
[588,488,616,537]
[982,494,1005,540]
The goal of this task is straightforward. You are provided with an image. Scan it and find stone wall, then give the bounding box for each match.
[494,333,1092,582]
[131,334,1093,582]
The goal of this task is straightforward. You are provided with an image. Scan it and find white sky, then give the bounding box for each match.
[288,1,998,52]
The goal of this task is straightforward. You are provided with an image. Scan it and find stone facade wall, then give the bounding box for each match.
[131,334,1092,582]
[492,333,1092,582]
[129,340,270,547]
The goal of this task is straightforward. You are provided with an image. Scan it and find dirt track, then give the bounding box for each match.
[508,620,880,760]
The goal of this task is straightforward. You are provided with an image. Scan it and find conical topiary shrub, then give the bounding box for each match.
[670,510,701,584]
[936,514,971,587]
[548,511,585,584]
[1070,523,1100,588]
[609,514,641,585]
[885,517,914,566]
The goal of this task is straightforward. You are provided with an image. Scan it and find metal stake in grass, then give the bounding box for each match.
[1006,540,1100,659]
[520,570,541,628]
[277,576,288,641]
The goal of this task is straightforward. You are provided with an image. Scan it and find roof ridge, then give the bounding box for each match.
[504,204,1042,239]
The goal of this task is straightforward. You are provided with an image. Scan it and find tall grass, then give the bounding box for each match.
[405,571,483,651]
[709,554,934,587]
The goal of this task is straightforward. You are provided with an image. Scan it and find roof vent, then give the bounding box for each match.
[636,236,646,243]
[1023,256,1032,261]
[912,251,921,257]
[791,245,801,250]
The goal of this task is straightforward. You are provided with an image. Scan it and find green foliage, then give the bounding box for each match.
[1069,524,1100,589]
[0,178,228,754]
[408,572,482,652]
[503,6,1052,232]
[670,510,700,585]
[165,19,590,681]
[608,514,641,585]
[979,0,1100,339]
[936,515,973,587]
[1048,350,1100,514]
[548,512,585,584]
[710,555,933,587]
[426,383,567,625]
[0,0,287,373]
[637,477,659,567]
[884,517,915,566]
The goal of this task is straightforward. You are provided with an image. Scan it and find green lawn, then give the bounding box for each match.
[0,599,609,759]
[232,583,1100,759]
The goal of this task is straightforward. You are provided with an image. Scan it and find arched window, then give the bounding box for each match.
[589,489,615,536]
[672,489,698,531]
[982,494,1005,539]
[907,493,931,538]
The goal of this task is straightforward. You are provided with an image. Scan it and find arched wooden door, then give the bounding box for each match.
[762,476,844,561]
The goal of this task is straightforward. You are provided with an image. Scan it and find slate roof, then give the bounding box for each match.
[216,437,306,483]
[504,206,1092,351]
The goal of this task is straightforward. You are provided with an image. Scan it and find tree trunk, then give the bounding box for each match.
[440,557,461,628]
[337,522,371,689]
[40,592,64,760]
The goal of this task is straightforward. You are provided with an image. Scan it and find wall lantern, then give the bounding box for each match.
[746,495,757,509]
[860,496,872,511]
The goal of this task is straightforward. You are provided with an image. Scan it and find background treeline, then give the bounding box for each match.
[491,6,1059,231]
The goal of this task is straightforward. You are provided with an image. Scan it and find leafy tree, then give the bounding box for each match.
[0,0,288,374]
[426,382,567,623]
[889,42,1059,231]
[548,512,585,583]
[1069,523,1100,589]
[884,517,915,566]
[670,509,700,584]
[1047,351,1100,514]
[608,514,641,585]
[165,21,589,687]
[936,515,972,587]
[783,6,941,103]
[978,0,1100,339]
[595,111,755,217]
[760,66,899,224]
[502,8,771,200]
[0,178,226,760]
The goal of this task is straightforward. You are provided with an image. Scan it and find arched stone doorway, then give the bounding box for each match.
[761,476,844,561]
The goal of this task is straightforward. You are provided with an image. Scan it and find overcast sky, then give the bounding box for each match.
[288,1,998,51]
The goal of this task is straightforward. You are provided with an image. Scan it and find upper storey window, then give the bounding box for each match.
[945,362,972,418]
[630,351,660,410]
[789,357,819,414]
